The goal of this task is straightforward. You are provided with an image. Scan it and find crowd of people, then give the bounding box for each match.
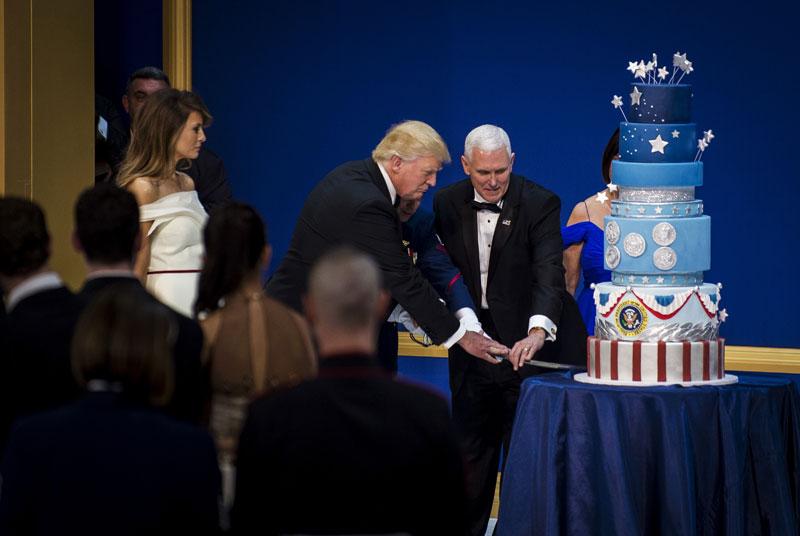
[0,66,617,535]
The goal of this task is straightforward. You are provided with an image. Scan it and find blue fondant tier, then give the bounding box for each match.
[619,123,696,163]
[612,161,703,187]
[611,200,704,218]
[628,83,692,124]
[603,215,710,274]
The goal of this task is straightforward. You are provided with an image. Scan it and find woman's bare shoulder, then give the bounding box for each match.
[126,177,160,205]
[176,171,196,192]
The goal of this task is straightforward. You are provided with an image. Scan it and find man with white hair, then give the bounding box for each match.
[234,247,467,534]
[267,120,509,370]
[434,124,574,535]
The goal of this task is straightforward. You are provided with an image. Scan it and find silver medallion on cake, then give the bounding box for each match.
[651,222,676,246]
[605,245,621,269]
[653,247,677,270]
[623,233,646,257]
[605,221,620,245]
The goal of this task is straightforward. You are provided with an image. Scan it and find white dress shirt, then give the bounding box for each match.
[473,191,557,341]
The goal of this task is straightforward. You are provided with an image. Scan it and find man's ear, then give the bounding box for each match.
[375,290,390,319]
[509,152,516,170]
[461,154,471,176]
[121,94,130,115]
[388,154,404,173]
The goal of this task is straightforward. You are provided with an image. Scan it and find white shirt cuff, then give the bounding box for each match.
[454,307,483,334]
[528,315,557,342]
[442,319,468,349]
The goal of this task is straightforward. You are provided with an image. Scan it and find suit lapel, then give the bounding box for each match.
[488,175,522,286]
[458,190,482,304]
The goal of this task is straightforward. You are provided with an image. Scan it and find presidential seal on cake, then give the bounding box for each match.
[574,52,737,386]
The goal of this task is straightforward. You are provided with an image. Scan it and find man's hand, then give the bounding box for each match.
[458,331,510,364]
[508,328,546,371]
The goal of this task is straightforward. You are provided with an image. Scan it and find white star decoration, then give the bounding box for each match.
[657,66,669,80]
[698,138,709,151]
[654,206,663,214]
[627,61,639,75]
[638,207,646,214]
[611,95,623,108]
[595,191,609,204]
[673,52,687,69]
[630,86,643,106]
[703,129,715,142]
[608,182,618,192]
[634,60,647,79]
[671,130,680,138]
[649,134,669,154]
[628,275,636,283]
[642,276,650,284]
[719,309,729,322]
[656,276,665,284]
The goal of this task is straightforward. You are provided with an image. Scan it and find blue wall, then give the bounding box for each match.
[192,0,799,348]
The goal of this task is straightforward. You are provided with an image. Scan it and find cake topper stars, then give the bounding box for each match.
[676,58,693,84]
[671,129,680,138]
[703,129,715,142]
[719,309,729,322]
[630,86,643,106]
[611,95,629,122]
[627,61,640,75]
[634,61,647,80]
[657,66,669,82]
[649,134,669,154]
[595,191,609,204]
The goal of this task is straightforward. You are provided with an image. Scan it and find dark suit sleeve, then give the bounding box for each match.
[187,148,233,214]
[527,192,565,324]
[403,211,476,314]
[352,200,460,345]
[0,422,35,532]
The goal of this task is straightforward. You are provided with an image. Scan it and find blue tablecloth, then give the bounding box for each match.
[496,371,800,535]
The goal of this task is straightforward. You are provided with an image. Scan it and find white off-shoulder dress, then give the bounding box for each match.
[140,191,208,317]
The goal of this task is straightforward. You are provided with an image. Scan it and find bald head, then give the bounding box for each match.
[307,248,383,333]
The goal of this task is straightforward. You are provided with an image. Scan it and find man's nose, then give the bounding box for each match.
[199,129,207,142]
[426,174,437,187]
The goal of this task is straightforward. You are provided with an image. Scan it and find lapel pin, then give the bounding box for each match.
[502,219,511,226]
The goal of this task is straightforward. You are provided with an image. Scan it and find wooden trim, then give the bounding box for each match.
[163,0,192,90]
[398,333,800,374]
[0,0,5,195]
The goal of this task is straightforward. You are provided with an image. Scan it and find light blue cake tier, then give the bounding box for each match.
[603,215,710,273]
[611,200,704,218]
[619,123,696,163]
[612,161,703,187]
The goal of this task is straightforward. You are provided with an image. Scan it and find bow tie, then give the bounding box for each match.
[470,200,502,213]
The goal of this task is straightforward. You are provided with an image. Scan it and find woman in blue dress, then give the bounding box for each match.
[562,129,618,335]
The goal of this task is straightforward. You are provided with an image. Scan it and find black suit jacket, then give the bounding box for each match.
[77,277,208,424]
[185,146,233,214]
[435,174,587,370]
[0,286,83,454]
[0,392,220,535]
[435,174,565,345]
[266,158,459,344]
[231,354,466,535]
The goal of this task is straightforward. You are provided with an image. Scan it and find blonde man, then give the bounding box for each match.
[267,120,508,371]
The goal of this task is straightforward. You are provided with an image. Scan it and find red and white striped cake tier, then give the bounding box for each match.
[575,337,738,386]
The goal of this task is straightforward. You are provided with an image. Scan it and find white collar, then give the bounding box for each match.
[473,190,505,209]
[6,271,63,313]
[376,161,397,206]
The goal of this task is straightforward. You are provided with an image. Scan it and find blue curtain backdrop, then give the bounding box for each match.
[191,0,799,348]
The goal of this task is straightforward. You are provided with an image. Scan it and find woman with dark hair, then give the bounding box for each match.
[0,286,220,535]
[196,202,316,519]
[562,129,619,335]
[117,88,211,316]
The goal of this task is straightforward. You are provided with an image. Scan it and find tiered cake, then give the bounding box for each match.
[575,53,736,386]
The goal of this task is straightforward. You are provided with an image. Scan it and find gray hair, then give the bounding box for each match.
[308,247,382,331]
[464,124,512,159]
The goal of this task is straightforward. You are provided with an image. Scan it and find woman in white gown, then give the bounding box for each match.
[117,89,211,317]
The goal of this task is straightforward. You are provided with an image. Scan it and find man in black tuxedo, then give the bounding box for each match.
[435,124,584,535]
[72,184,207,423]
[267,120,508,367]
[233,247,467,535]
[105,66,232,213]
[0,198,83,453]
